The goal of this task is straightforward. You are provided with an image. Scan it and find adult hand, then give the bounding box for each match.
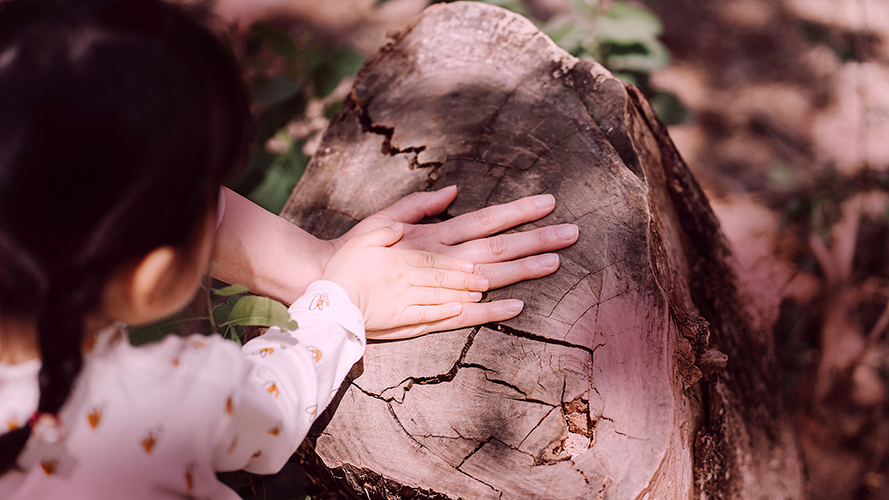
[331,186,578,337]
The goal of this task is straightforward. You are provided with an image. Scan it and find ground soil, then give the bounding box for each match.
[642,1,889,498]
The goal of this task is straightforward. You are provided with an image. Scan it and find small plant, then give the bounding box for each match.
[226,22,366,214]
[209,283,297,345]
[128,267,296,346]
[479,0,688,125]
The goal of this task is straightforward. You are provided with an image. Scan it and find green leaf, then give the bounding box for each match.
[254,75,302,107]
[595,2,663,44]
[222,295,297,330]
[605,39,670,71]
[310,49,366,98]
[212,284,250,296]
[612,72,639,86]
[127,313,205,346]
[248,146,307,213]
[211,302,231,330]
[649,91,690,126]
[226,295,243,308]
[223,325,243,346]
[250,22,299,59]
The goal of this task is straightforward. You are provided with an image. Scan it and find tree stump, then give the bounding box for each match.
[280,2,806,498]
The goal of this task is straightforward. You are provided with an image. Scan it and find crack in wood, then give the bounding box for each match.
[447,156,518,169]
[491,383,557,408]
[492,323,599,358]
[482,166,509,208]
[456,436,492,470]
[522,123,591,173]
[597,414,646,441]
[544,255,635,317]
[564,285,638,340]
[336,461,465,500]
[518,406,559,449]
[350,94,444,182]
[382,398,501,494]
[355,327,481,401]
[562,395,593,438]
[612,429,648,441]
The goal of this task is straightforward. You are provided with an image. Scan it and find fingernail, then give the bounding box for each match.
[535,194,555,208]
[440,185,457,192]
[470,291,483,301]
[462,262,475,273]
[476,277,489,290]
[505,300,524,314]
[538,254,559,267]
[450,303,463,314]
[390,222,404,232]
[558,225,578,240]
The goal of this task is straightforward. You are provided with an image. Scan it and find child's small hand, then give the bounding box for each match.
[321,223,488,332]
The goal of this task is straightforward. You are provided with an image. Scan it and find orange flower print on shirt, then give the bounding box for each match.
[264,382,279,399]
[6,414,20,431]
[185,463,196,493]
[188,339,207,349]
[227,436,238,454]
[309,293,330,311]
[267,423,281,436]
[87,404,104,429]
[82,333,98,353]
[140,427,163,454]
[40,459,58,475]
[306,346,322,362]
[305,405,317,417]
[253,347,274,358]
[225,395,234,415]
[251,450,262,459]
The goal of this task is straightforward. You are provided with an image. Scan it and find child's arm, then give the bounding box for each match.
[211,187,577,332]
[216,226,484,474]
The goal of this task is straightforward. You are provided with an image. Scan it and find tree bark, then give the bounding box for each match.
[280,2,806,498]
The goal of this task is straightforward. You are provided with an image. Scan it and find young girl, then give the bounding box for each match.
[0,0,528,497]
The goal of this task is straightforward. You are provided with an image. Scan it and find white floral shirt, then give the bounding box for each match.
[0,280,365,500]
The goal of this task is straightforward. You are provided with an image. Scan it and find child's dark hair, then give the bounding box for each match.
[0,0,253,473]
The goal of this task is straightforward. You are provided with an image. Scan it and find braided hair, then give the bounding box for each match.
[0,0,253,473]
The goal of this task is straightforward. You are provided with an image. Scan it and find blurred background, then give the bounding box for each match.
[212,0,889,498]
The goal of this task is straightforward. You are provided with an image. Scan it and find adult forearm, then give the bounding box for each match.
[211,188,336,304]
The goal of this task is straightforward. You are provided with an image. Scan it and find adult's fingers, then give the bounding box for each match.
[448,223,578,264]
[408,287,483,306]
[473,253,561,290]
[354,223,405,248]
[405,249,477,273]
[409,268,489,291]
[375,186,458,224]
[399,302,465,325]
[367,299,525,340]
[433,194,556,246]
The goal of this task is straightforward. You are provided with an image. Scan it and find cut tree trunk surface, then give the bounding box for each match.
[281,3,805,499]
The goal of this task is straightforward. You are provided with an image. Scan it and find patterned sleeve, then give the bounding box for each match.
[209,280,365,474]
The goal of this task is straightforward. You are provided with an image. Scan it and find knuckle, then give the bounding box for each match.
[472,208,496,229]
[421,252,436,268]
[406,192,424,207]
[487,235,509,257]
[537,229,551,245]
[521,257,537,274]
[433,270,446,286]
